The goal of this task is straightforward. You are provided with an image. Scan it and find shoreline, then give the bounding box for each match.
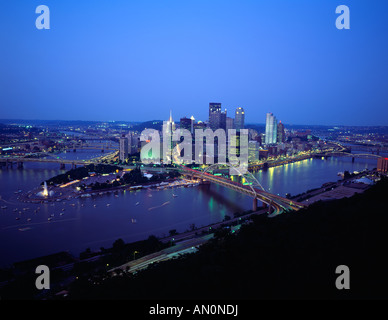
[1,169,380,270]
[17,176,201,204]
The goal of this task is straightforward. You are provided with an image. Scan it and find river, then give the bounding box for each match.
[0,149,383,267]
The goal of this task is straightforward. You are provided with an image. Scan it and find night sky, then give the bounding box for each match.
[1,0,387,125]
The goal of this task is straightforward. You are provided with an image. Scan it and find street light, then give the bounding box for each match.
[133,250,139,260]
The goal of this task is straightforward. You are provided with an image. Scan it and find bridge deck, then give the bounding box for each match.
[181,166,305,212]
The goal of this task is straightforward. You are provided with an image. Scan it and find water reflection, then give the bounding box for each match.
[0,152,383,267]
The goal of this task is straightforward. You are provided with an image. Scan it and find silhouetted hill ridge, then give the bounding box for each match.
[68,178,388,299]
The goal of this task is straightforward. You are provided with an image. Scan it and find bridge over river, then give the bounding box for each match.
[179,165,306,216]
[0,151,118,169]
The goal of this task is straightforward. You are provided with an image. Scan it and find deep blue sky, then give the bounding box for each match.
[1,0,387,125]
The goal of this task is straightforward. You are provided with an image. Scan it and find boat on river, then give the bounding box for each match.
[19,227,32,232]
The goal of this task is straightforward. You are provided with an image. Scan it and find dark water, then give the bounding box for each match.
[0,150,381,267]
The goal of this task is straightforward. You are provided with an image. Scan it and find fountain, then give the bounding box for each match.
[42,181,49,197]
[37,181,54,198]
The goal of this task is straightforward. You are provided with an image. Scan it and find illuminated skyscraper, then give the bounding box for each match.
[265,113,277,145]
[126,132,139,155]
[163,110,176,163]
[180,116,195,134]
[226,117,234,131]
[218,109,227,130]
[209,102,222,130]
[277,121,285,143]
[165,110,176,134]
[235,107,245,130]
[119,134,128,162]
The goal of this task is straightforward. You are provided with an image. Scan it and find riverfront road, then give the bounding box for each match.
[109,234,214,274]
[109,205,272,275]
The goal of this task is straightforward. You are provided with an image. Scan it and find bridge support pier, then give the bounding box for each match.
[17,161,23,169]
[252,198,257,211]
[352,157,355,163]
[60,163,65,170]
[268,202,273,215]
[71,163,77,169]
[262,202,268,208]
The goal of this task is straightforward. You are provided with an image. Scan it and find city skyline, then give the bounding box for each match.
[1,1,388,126]
[2,0,388,302]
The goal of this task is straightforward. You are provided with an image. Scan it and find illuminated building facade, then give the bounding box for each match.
[377,157,388,173]
[265,112,277,145]
[277,121,285,143]
[119,134,128,162]
[235,107,245,130]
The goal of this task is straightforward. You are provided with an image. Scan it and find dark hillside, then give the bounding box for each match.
[68,178,388,299]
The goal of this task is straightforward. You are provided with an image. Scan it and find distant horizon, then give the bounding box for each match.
[1,118,387,128]
[1,1,388,126]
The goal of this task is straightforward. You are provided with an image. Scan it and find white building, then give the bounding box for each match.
[265,112,277,145]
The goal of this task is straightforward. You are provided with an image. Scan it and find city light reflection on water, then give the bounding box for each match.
[0,152,382,267]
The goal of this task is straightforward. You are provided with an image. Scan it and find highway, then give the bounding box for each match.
[109,234,214,275]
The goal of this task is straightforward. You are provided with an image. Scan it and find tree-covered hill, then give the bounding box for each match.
[68,177,388,300]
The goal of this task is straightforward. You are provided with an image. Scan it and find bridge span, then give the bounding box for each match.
[179,165,306,216]
[0,151,118,169]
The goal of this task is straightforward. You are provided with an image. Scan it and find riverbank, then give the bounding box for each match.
[1,154,381,270]
[3,176,388,299]
[17,171,202,204]
[67,177,388,299]
[0,204,267,296]
[290,168,381,204]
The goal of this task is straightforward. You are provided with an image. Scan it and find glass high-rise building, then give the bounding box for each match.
[119,134,129,162]
[209,103,222,130]
[226,117,234,131]
[235,107,245,130]
[180,117,193,133]
[277,121,285,143]
[265,113,277,145]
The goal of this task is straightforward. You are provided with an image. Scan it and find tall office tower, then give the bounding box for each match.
[209,102,221,130]
[180,117,191,131]
[235,107,245,130]
[119,134,129,162]
[127,132,139,155]
[277,121,285,143]
[180,116,195,134]
[226,117,235,131]
[218,109,227,130]
[248,140,260,163]
[265,113,278,145]
[165,110,176,135]
[189,115,195,134]
[163,110,177,163]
